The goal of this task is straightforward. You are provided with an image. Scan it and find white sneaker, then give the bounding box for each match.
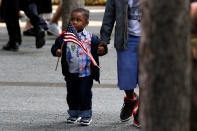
[67,117,81,124]
[47,22,62,36]
[79,118,92,126]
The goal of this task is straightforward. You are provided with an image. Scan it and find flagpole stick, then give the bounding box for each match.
[55,57,60,71]
[55,41,64,71]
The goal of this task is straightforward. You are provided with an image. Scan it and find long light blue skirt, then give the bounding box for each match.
[117,35,140,90]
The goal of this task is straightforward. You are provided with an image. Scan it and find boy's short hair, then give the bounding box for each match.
[72,8,89,21]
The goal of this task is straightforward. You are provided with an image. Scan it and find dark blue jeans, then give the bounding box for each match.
[66,75,93,118]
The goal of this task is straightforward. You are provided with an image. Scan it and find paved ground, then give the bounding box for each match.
[0,6,140,131]
[0,86,139,131]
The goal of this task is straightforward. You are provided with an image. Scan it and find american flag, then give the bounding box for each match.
[63,23,100,68]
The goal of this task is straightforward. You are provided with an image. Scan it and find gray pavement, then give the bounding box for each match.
[0,6,139,131]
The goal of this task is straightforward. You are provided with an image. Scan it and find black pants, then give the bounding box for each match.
[0,4,4,22]
[66,75,93,111]
[35,0,52,14]
[2,0,47,44]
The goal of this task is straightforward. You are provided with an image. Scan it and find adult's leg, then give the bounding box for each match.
[117,35,140,122]
[21,1,47,30]
[47,2,62,36]
[125,90,134,99]
[2,0,20,51]
[51,2,62,24]
[20,0,47,48]
[23,19,35,36]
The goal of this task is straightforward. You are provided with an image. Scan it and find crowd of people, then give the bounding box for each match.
[0,0,62,51]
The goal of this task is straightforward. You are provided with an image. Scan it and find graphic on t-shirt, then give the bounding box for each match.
[66,43,80,73]
[71,43,76,52]
[128,0,142,21]
[66,43,79,62]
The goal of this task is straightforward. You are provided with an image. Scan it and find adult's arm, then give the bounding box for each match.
[100,0,116,44]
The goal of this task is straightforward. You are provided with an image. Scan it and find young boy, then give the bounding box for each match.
[51,8,107,126]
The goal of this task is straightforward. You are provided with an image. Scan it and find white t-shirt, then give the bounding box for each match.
[128,0,142,36]
[66,42,80,73]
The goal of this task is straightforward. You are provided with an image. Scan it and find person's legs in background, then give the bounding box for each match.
[23,19,35,36]
[21,0,47,48]
[2,0,21,51]
[23,0,52,36]
[47,2,62,36]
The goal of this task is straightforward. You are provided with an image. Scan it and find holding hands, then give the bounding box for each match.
[97,41,108,56]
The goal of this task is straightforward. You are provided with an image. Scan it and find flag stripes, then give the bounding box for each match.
[64,32,100,68]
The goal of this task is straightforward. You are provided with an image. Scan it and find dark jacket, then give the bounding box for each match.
[100,0,129,50]
[51,32,101,83]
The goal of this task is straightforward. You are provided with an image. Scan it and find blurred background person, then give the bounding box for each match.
[47,1,62,36]
[23,0,62,37]
[23,0,52,36]
[1,0,48,51]
[0,0,5,22]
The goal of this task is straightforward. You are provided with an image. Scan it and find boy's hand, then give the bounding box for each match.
[56,49,62,57]
[97,41,108,56]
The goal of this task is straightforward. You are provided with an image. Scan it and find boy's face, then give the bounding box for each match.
[70,12,89,32]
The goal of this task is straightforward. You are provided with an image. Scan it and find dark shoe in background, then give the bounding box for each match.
[0,16,5,23]
[0,8,5,23]
[23,28,36,36]
[133,108,140,128]
[2,41,20,51]
[35,28,45,49]
[120,93,139,122]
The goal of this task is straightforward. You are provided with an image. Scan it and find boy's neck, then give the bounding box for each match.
[77,29,84,33]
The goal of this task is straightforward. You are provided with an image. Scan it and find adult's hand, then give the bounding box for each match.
[97,41,108,56]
